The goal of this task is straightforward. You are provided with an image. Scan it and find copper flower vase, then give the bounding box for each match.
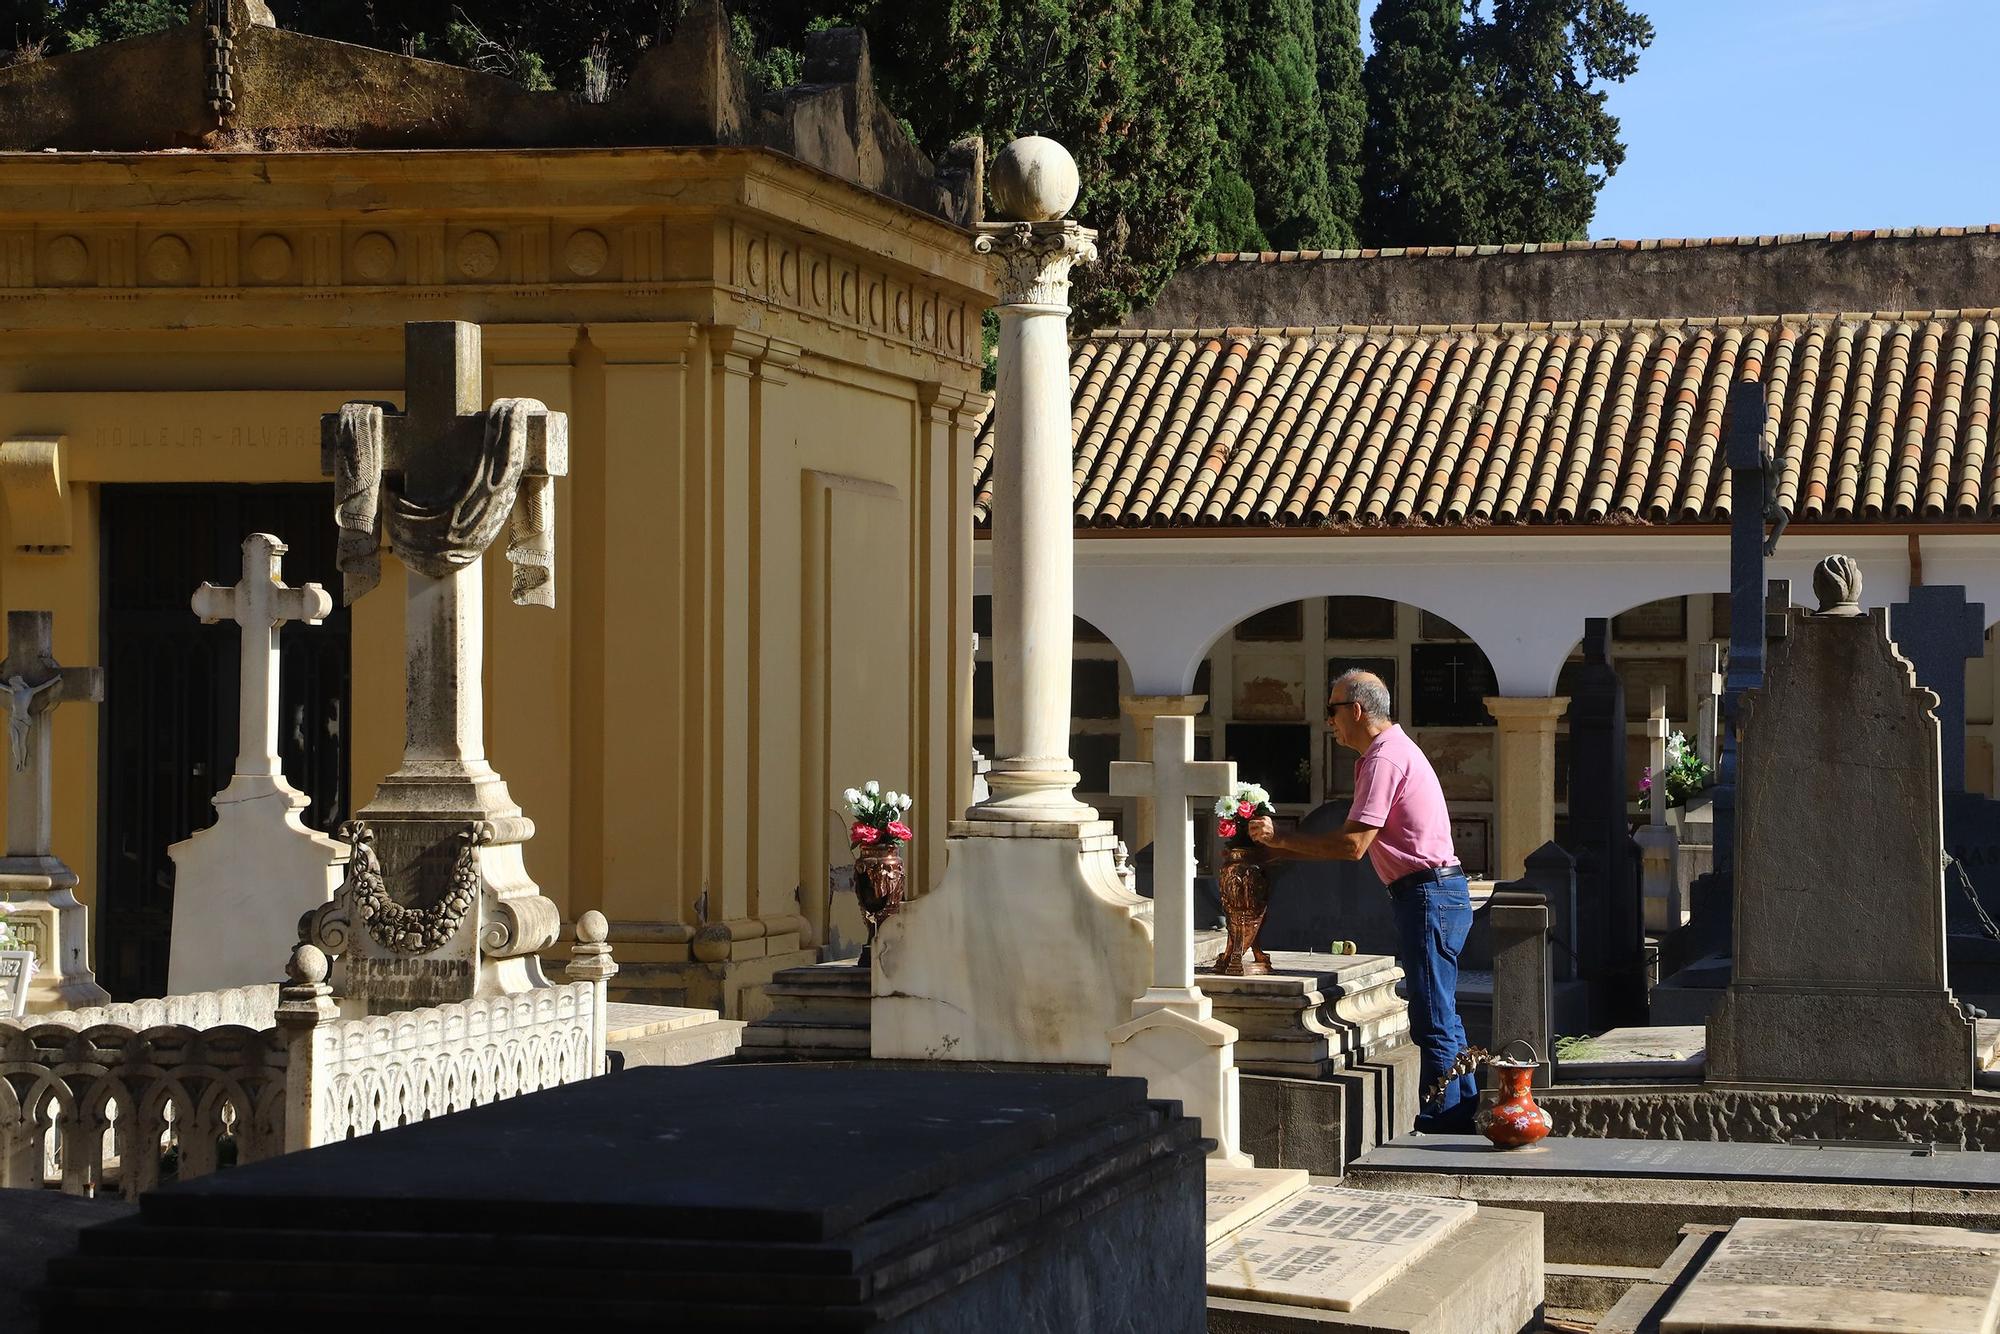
[852,845,906,968]
[1476,1042,1554,1149]
[1214,845,1274,976]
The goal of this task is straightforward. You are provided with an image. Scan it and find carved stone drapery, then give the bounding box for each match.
[973,221,1097,309]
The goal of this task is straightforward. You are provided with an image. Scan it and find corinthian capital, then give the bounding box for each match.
[975,221,1099,309]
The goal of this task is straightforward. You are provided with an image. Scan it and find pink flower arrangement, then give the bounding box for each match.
[842,781,915,849]
[1213,782,1275,849]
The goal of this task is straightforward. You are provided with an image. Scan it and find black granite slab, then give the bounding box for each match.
[1358,1133,2000,1188]
[38,1064,1208,1333]
[141,1065,1151,1240]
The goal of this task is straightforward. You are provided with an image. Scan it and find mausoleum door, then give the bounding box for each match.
[98,485,351,999]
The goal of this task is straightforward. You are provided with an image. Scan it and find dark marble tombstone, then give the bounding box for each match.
[37,1066,1207,1333]
[1891,584,2000,987]
[1257,799,1398,958]
[1563,619,1646,1027]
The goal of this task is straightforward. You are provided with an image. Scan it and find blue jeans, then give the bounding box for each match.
[1389,872,1477,1131]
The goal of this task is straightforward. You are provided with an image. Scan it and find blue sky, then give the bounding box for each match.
[1360,0,2000,240]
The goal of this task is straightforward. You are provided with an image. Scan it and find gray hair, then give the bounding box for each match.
[1332,669,1391,723]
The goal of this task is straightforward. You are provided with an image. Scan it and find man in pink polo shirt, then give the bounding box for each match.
[1248,668,1478,1132]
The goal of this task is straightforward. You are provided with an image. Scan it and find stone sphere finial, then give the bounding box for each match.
[990,136,1080,222]
[576,910,609,945]
[287,943,329,985]
[1812,555,1864,616]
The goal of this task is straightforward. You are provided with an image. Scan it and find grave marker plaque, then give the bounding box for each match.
[1409,644,1497,727]
[1206,1185,1477,1312]
[1663,1217,2000,1334]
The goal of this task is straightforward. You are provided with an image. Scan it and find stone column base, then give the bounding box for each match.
[871,819,1152,1064]
[0,868,108,1011]
[1635,824,1681,933]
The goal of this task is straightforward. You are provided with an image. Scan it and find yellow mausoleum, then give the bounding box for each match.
[0,3,991,1015]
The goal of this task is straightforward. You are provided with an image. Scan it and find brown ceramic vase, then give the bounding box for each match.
[1214,844,1274,976]
[1476,1046,1554,1149]
[852,843,906,968]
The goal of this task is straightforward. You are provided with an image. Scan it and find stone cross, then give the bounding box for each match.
[0,611,101,859]
[1694,642,1725,771]
[1717,380,1773,881]
[315,321,566,1006]
[1110,715,1234,1002]
[1890,584,1986,795]
[1645,686,1670,830]
[193,533,332,782]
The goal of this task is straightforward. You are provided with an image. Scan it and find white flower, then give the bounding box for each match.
[899,793,913,811]
[1243,784,1270,805]
[865,780,880,796]
[884,791,899,808]
[1214,796,1234,816]
[843,788,862,806]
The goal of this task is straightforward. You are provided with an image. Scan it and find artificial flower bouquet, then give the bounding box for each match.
[844,780,914,848]
[1214,781,1275,849]
[1639,730,1712,812]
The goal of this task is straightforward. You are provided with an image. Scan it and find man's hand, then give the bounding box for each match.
[1247,816,1279,848]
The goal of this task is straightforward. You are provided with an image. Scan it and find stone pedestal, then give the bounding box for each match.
[1484,696,1569,883]
[1201,952,1411,1080]
[873,819,1152,1064]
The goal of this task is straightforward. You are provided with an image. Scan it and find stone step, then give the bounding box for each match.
[609,1018,743,1069]
[1543,1261,1653,1319]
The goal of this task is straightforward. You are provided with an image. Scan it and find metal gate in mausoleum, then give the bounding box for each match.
[97,485,351,1000]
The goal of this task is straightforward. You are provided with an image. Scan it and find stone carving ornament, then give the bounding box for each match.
[320,821,489,956]
[332,397,556,607]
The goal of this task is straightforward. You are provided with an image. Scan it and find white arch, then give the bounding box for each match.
[971,532,1996,698]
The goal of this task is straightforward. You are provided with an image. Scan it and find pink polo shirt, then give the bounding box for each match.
[1349,724,1457,885]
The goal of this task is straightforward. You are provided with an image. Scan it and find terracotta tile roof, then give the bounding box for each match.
[1205,225,2000,265]
[971,309,2000,529]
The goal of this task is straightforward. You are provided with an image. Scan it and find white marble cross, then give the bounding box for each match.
[1112,715,1234,999]
[0,612,101,858]
[1694,642,1725,769]
[193,533,333,781]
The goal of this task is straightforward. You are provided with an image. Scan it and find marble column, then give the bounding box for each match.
[1483,695,1570,883]
[970,155,1098,824]
[1119,693,1209,851]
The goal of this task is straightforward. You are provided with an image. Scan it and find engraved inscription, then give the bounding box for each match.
[1206,1185,1477,1313]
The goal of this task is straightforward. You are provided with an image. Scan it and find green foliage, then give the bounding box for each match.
[1313,0,1364,249]
[1362,0,1651,247]
[1639,731,1711,812]
[1195,0,1340,253]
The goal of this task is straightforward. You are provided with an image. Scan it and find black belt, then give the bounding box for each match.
[1385,863,1464,896]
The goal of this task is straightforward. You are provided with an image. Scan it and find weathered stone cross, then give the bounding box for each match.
[321,321,566,779]
[1111,715,1235,1004]
[0,611,101,859]
[193,533,333,783]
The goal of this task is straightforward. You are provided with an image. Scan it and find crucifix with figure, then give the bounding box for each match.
[307,321,567,1009]
[1107,714,1251,1164]
[167,534,347,994]
[0,610,109,1008]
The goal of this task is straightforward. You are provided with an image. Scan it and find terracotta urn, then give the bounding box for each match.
[1214,844,1275,976]
[851,843,906,968]
[1476,1042,1554,1148]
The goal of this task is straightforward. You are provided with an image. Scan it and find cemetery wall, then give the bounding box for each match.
[0,146,992,1016]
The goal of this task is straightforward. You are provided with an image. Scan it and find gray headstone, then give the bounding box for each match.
[1564,618,1644,1027]
[1708,580,1976,1090]
[1890,584,1986,796]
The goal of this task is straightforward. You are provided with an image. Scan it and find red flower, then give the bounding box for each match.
[886,820,914,842]
[850,822,881,846]
[1217,819,1239,839]
[1236,801,1256,818]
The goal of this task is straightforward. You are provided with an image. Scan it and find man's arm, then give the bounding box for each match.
[1248,817,1377,862]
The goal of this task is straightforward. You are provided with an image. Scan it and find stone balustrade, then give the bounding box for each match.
[0,927,613,1200]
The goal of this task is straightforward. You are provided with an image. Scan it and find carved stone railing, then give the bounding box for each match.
[0,913,616,1199]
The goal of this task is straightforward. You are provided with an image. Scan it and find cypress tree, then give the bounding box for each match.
[1467,0,1652,242]
[1360,0,1481,247]
[1195,0,1340,254]
[1314,0,1365,249]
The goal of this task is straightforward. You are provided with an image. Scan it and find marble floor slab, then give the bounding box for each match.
[1662,1217,2000,1334]
[1205,1165,1310,1245]
[1205,1184,1477,1312]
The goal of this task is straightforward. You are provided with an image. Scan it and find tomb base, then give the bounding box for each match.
[872,819,1153,1064]
[1707,983,1976,1090]
[166,774,344,994]
[0,863,107,1010]
[1203,952,1411,1079]
[1110,992,1252,1166]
